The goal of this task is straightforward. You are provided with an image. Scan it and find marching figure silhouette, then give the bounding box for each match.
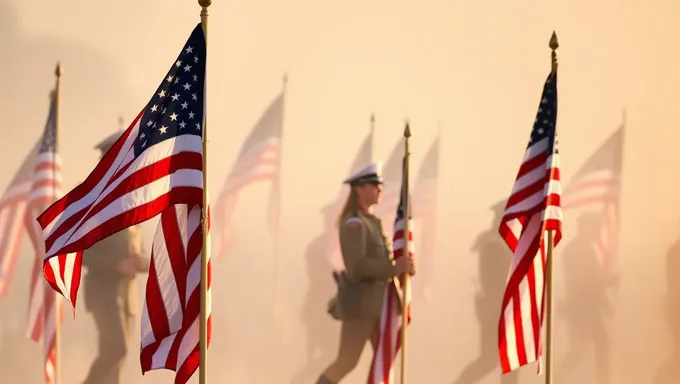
[452,203,520,384]
[557,212,616,383]
[289,204,339,384]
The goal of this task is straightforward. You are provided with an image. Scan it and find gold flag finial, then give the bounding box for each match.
[55,62,62,78]
[549,31,559,50]
[117,115,124,130]
[549,31,559,72]
[404,120,411,138]
[198,0,211,7]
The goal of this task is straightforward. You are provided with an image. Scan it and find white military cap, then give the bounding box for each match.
[94,130,124,151]
[343,162,384,186]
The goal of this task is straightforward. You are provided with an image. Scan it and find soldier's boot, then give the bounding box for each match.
[315,374,335,384]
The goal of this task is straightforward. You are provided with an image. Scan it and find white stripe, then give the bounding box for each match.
[151,331,178,368]
[0,182,32,204]
[176,316,200,369]
[184,209,202,304]
[509,139,549,194]
[34,152,62,165]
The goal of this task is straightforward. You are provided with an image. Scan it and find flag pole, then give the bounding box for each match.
[543,31,559,384]
[53,61,63,384]
[399,121,412,384]
[198,0,211,383]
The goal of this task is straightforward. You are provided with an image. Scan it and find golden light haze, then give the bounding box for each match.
[1,0,679,382]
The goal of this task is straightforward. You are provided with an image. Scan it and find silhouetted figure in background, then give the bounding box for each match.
[0,4,130,382]
[453,202,519,384]
[651,229,680,383]
[81,132,149,384]
[289,204,339,384]
[557,212,616,383]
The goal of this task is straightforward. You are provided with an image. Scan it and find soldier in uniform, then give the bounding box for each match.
[557,212,616,383]
[453,202,520,384]
[81,131,149,384]
[316,162,416,384]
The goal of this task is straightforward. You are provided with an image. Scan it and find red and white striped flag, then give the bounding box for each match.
[25,91,62,384]
[563,127,622,275]
[0,141,39,295]
[498,72,562,374]
[140,203,211,383]
[214,93,283,258]
[367,154,414,384]
[36,24,209,384]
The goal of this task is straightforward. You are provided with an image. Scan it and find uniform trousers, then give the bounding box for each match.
[320,318,379,383]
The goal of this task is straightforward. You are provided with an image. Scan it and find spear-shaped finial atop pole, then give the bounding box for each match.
[550,31,559,73]
[55,62,62,78]
[404,119,412,138]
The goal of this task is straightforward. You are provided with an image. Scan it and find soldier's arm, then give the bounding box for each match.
[125,226,150,272]
[340,218,396,280]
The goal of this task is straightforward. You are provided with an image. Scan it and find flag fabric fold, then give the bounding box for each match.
[497,72,562,374]
[367,155,414,384]
[35,23,210,384]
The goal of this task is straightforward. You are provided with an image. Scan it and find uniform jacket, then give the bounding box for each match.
[334,211,397,320]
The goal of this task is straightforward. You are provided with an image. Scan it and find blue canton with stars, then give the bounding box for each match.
[528,72,558,155]
[134,24,206,157]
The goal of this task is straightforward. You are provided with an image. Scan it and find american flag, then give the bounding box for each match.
[326,130,373,270]
[214,93,283,258]
[25,91,62,384]
[497,72,562,374]
[0,141,39,295]
[367,154,414,384]
[562,127,622,275]
[35,24,209,384]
